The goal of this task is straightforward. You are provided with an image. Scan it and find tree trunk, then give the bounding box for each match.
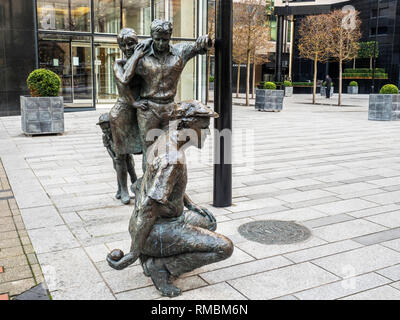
[353,58,356,69]
[338,59,343,106]
[252,62,256,99]
[246,50,251,106]
[370,57,373,70]
[206,53,211,103]
[236,60,241,98]
[313,55,318,104]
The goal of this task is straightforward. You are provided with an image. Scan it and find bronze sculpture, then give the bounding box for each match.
[105,20,233,297]
[108,28,149,204]
[97,113,137,199]
[107,101,233,297]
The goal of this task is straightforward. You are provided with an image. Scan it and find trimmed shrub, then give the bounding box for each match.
[349,81,358,87]
[283,81,293,87]
[27,69,61,97]
[293,82,313,87]
[264,81,276,90]
[379,84,399,94]
[209,76,214,83]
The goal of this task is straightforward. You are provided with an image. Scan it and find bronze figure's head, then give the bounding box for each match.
[150,19,173,53]
[117,28,138,59]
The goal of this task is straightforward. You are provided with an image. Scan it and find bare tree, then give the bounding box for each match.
[206,5,215,103]
[298,14,331,104]
[327,9,361,106]
[251,25,272,98]
[233,24,248,98]
[234,0,269,106]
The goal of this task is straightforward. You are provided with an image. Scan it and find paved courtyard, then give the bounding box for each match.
[1,93,400,300]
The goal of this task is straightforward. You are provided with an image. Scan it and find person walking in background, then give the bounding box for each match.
[325,75,332,99]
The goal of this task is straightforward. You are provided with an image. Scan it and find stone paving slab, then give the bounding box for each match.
[1,95,400,299]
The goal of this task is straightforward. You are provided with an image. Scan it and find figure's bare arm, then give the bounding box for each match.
[184,193,216,224]
[177,35,213,65]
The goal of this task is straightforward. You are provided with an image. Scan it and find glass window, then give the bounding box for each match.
[154,0,197,38]
[122,0,152,36]
[171,40,196,101]
[94,0,121,33]
[94,36,121,102]
[37,0,91,32]
[38,34,93,107]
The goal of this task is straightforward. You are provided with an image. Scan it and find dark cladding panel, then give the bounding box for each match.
[0,0,36,117]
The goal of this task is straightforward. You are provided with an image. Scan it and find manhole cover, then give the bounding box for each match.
[238,220,311,245]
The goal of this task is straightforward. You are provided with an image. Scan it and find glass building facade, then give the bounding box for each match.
[33,0,207,110]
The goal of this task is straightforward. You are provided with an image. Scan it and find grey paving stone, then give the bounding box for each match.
[340,285,400,300]
[363,190,400,205]
[303,214,355,229]
[37,247,104,291]
[376,264,400,281]
[352,228,400,245]
[390,281,400,290]
[200,255,293,284]
[381,238,400,252]
[13,283,50,300]
[284,196,342,210]
[228,262,339,300]
[284,240,363,263]
[313,219,386,242]
[102,265,153,293]
[28,225,80,254]
[236,236,326,260]
[50,282,115,300]
[252,207,328,222]
[20,206,63,230]
[365,211,400,228]
[347,204,400,218]
[312,244,400,278]
[294,272,391,300]
[311,199,379,216]
[159,282,247,300]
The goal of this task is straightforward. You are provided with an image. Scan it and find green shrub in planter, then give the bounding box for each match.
[283,81,292,87]
[380,84,399,94]
[349,81,358,87]
[264,81,276,90]
[209,76,214,83]
[26,69,61,97]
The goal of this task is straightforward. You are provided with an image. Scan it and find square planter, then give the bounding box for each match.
[284,86,293,97]
[20,96,64,135]
[255,89,284,112]
[347,86,359,94]
[320,86,334,96]
[369,94,400,121]
[209,82,214,91]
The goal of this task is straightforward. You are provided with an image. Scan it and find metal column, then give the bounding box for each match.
[213,0,232,208]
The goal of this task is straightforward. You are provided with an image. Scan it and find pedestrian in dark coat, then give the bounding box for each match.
[325,75,332,99]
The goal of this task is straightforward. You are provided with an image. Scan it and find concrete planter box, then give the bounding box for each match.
[347,86,359,94]
[284,87,293,97]
[20,96,64,135]
[209,82,214,91]
[255,89,284,112]
[320,86,334,96]
[369,94,400,121]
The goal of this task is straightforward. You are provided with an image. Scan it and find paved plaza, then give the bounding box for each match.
[1,93,400,300]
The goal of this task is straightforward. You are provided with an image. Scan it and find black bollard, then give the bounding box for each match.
[213,0,232,208]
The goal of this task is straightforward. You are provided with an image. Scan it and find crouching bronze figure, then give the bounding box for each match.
[106,102,233,297]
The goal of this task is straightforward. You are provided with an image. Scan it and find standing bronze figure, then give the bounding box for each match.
[108,28,148,204]
[97,113,137,198]
[107,102,233,297]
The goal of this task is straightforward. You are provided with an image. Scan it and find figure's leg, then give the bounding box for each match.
[183,209,217,231]
[142,221,233,297]
[126,155,137,184]
[112,159,121,199]
[115,154,130,205]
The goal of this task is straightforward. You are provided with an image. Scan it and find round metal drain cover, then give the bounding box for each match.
[238,220,311,245]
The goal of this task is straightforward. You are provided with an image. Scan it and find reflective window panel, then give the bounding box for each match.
[37,0,91,32]
[38,34,94,107]
[122,0,152,36]
[94,0,121,34]
[154,0,197,39]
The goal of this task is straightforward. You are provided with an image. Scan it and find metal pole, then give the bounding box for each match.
[275,15,284,83]
[213,0,232,208]
[371,0,380,94]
